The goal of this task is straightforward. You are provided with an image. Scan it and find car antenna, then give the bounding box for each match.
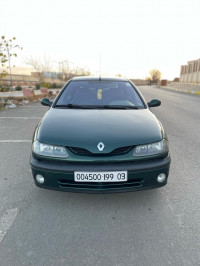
[99,54,101,81]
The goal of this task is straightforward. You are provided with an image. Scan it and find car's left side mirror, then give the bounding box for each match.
[147,99,161,108]
[41,98,53,107]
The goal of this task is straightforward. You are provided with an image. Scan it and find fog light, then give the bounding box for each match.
[157,173,166,183]
[35,174,45,184]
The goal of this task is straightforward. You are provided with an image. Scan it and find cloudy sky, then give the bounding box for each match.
[1,0,200,79]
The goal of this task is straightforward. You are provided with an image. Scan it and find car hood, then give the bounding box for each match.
[37,108,163,153]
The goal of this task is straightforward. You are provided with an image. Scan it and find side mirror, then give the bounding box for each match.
[41,98,53,107]
[148,99,161,108]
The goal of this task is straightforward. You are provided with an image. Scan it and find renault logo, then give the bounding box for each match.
[97,142,105,151]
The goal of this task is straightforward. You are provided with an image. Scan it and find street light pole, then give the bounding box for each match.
[6,45,19,91]
[7,46,13,90]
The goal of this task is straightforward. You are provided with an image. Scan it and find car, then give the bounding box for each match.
[30,76,170,193]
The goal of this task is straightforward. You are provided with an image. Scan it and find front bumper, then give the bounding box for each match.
[30,155,171,193]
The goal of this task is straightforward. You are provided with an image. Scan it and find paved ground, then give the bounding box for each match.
[0,86,200,266]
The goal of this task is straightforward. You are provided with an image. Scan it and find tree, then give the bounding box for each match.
[57,60,91,80]
[58,60,72,80]
[0,36,22,79]
[115,73,122,77]
[149,69,162,84]
[72,66,91,76]
[25,56,52,84]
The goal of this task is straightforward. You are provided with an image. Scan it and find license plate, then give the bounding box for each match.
[74,171,127,182]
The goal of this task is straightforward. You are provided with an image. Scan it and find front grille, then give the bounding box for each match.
[68,146,133,156]
[57,178,143,190]
[68,147,90,155]
[111,146,133,155]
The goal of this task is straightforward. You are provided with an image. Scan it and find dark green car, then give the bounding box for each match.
[30,77,170,193]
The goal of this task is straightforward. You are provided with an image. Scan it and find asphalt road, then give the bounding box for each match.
[0,86,199,266]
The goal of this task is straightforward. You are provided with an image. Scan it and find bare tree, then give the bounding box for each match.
[73,67,91,76]
[58,60,72,80]
[149,69,162,84]
[115,73,122,77]
[57,60,91,80]
[25,56,52,83]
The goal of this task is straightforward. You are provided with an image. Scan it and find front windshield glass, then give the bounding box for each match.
[55,80,145,108]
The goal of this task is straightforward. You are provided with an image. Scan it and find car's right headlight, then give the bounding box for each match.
[32,140,68,158]
[133,139,168,157]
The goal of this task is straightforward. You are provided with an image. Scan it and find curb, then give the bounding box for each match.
[159,86,200,96]
[0,94,50,111]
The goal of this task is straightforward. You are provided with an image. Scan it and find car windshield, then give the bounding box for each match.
[55,80,145,109]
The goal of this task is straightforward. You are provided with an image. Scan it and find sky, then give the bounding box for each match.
[1,0,200,79]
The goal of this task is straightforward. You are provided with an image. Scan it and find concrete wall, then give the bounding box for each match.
[168,82,200,92]
[130,79,149,86]
[0,73,65,87]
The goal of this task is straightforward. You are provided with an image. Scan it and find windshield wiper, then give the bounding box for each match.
[102,105,139,109]
[55,104,98,109]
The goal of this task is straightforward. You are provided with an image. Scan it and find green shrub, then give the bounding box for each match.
[15,86,22,91]
[41,82,51,88]
[0,86,10,92]
[35,83,41,90]
[50,83,57,88]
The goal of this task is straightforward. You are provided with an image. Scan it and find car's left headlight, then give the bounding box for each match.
[133,139,168,157]
[32,140,68,158]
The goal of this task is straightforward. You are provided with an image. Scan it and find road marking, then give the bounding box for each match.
[0,208,18,244]
[0,140,32,143]
[0,117,41,119]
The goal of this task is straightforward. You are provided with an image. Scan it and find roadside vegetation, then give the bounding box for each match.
[146,69,162,85]
[0,36,91,93]
[0,36,22,87]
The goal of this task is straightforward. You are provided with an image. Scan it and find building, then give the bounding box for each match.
[180,59,200,83]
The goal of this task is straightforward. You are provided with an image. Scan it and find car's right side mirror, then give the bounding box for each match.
[147,99,161,108]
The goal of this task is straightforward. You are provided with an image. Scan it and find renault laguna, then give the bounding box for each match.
[30,77,170,193]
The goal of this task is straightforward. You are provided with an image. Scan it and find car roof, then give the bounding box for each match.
[70,76,129,82]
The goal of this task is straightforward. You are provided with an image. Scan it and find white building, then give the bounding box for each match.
[180,59,200,83]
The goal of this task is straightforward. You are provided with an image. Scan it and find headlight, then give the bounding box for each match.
[33,140,68,158]
[133,139,168,157]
